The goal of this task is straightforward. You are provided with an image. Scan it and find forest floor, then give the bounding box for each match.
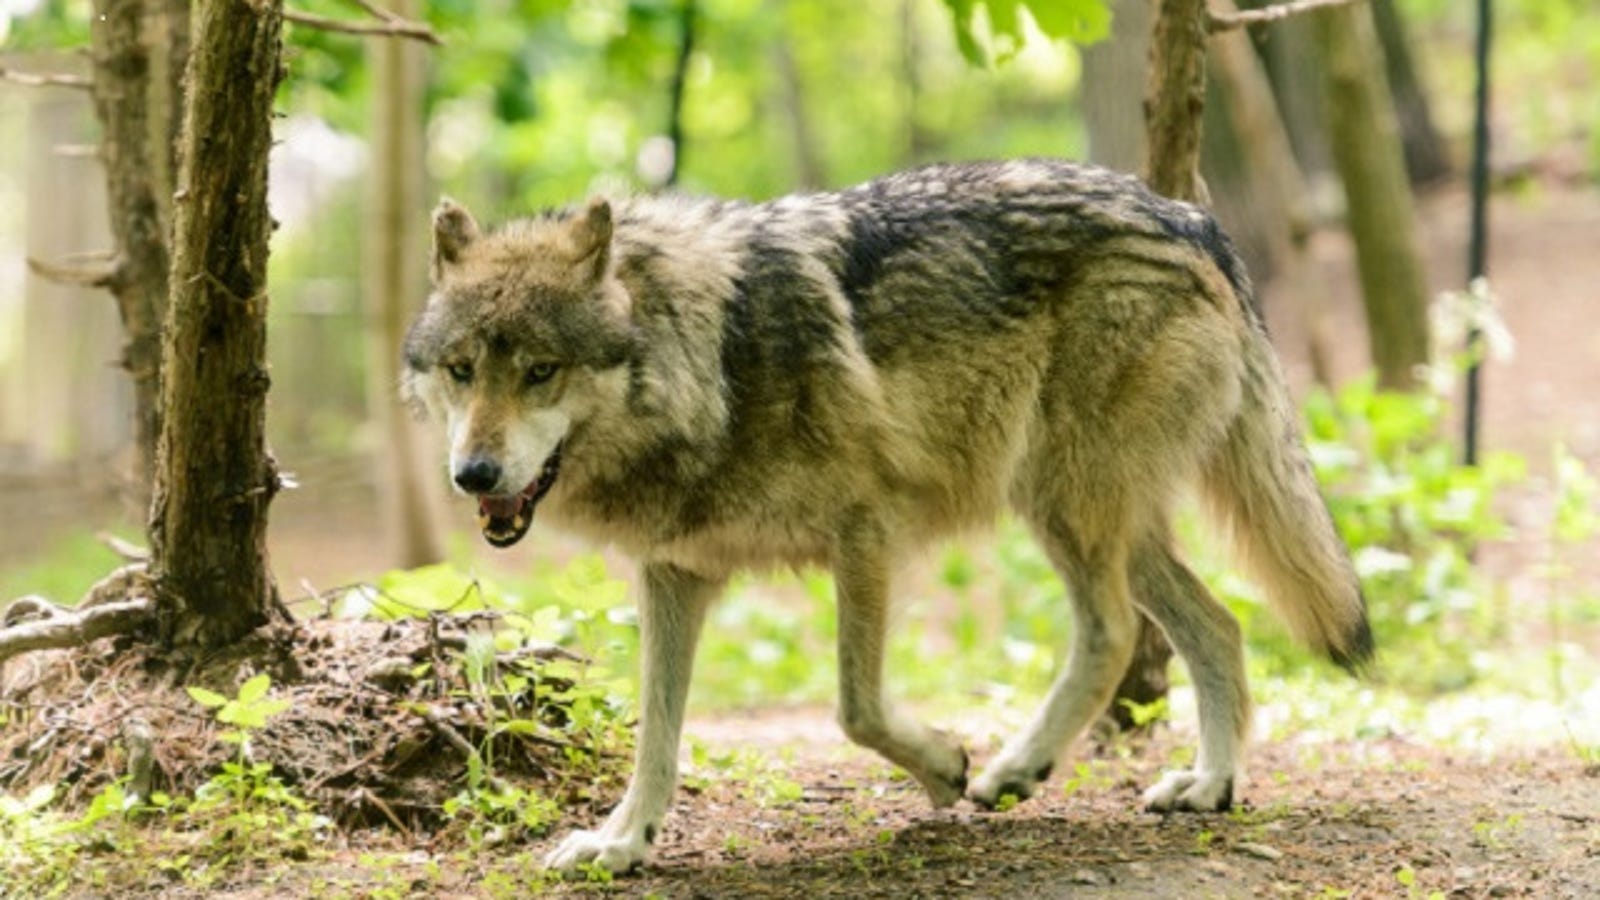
[181,704,1600,899]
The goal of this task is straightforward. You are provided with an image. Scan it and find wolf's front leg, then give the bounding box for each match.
[834,512,970,806]
[543,563,719,875]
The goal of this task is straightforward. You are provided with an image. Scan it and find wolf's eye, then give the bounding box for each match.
[526,362,560,386]
[445,361,473,384]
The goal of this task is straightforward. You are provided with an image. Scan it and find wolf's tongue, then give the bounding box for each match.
[480,494,524,519]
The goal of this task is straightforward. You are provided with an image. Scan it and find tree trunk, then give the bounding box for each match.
[1142,0,1210,204]
[1370,0,1451,186]
[900,0,933,164]
[1211,0,1336,386]
[774,22,825,189]
[364,0,444,568]
[1317,4,1431,390]
[1080,0,1151,174]
[90,0,182,505]
[665,0,695,187]
[148,0,288,647]
[1105,0,1217,732]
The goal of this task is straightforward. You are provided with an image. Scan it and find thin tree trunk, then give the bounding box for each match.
[1317,3,1431,390]
[1107,0,1218,731]
[665,0,695,187]
[1142,0,1210,204]
[1370,0,1450,185]
[1081,0,1151,174]
[364,0,444,567]
[1211,0,1336,386]
[90,0,178,505]
[149,0,288,647]
[774,25,825,189]
[901,0,933,163]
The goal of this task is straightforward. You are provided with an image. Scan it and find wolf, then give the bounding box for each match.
[401,159,1372,875]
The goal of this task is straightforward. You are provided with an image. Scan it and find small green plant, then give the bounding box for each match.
[1059,760,1117,797]
[185,673,329,863]
[1471,811,1525,850]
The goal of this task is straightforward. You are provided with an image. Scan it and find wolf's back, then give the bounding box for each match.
[1204,330,1373,670]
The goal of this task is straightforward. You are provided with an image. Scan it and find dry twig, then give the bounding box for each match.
[285,7,442,45]
[1209,0,1361,32]
[416,704,513,793]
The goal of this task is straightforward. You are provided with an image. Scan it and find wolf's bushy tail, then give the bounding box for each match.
[1205,335,1373,671]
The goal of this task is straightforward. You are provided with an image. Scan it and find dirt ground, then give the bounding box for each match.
[173,706,1598,898]
[549,711,1600,899]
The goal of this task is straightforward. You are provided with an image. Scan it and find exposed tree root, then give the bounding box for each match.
[0,565,154,665]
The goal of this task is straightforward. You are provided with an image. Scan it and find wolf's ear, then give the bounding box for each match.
[568,197,613,282]
[432,197,480,278]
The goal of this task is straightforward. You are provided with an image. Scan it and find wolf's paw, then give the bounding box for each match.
[917,743,970,809]
[967,758,1054,811]
[542,825,652,876]
[1141,770,1234,813]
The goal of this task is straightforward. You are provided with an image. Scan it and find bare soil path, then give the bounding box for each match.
[516,709,1600,899]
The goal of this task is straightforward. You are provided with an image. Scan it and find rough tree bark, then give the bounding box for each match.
[148,0,289,647]
[89,0,185,504]
[1317,3,1431,390]
[364,0,445,567]
[1142,0,1211,204]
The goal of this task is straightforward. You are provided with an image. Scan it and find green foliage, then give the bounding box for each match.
[0,675,326,895]
[1296,377,1524,690]
[939,0,1111,66]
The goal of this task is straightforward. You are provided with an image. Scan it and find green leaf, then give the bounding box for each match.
[237,673,272,705]
[186,686,230,709]
[1026,0,1112,44]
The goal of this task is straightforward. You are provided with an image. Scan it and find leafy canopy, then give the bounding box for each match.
[939,0,1112,66]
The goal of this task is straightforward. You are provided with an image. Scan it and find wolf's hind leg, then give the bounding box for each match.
[968,511,1139,808]
[834,511,970,807]
[544,564,718,875]
[1132,533,1250,812]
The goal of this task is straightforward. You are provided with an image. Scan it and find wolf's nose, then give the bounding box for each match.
[454,457,502,493]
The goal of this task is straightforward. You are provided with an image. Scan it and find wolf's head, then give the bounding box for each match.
[402,197,633,548]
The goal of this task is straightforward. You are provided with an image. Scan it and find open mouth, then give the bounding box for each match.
[475,445,562,548]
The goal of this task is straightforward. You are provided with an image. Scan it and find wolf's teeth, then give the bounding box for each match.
[478,514,490,530]
[512,514,527,530]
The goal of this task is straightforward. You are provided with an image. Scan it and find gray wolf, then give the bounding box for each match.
[401,159,1373,875]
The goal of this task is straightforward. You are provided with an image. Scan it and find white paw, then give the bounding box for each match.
[968,756,1054,810]
[1142,769,1234,812]
[542,826,650,876]
[918,741,970,809]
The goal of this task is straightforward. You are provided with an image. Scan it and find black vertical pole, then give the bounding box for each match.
[1463,0,1492,465]
[665,0,697,188]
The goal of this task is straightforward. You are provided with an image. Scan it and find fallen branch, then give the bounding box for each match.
[1209,0,1361,32]
[0,66,92,90]
[284,8,442,45]
[0,598,153,665]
